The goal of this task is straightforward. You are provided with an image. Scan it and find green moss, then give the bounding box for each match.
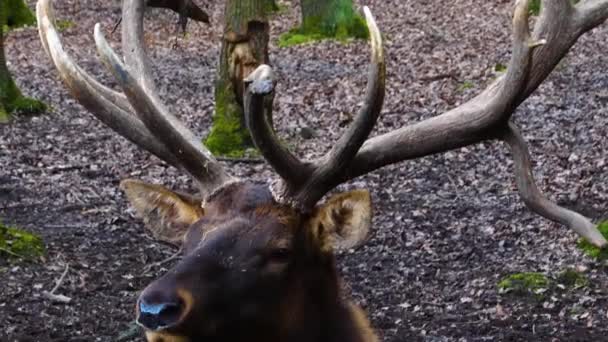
[0,223,45,260]
[280,0,368,47]
[0,68,21,106]
[0,74,47,120]
[265,1,287,15]
[278,16,367,47]
[529,0,541,16]
[3,0,36,30]
[335,13,368,41]
[278,30,325,47]
[494,63,507,73]
[498,272,550,296]
[204,86,250,157]
[577,221,608,260]
[458,80,475,92]
[557,268,588,288]
[9,96,47,115]
[55,19,74,32]
[0,106,8,123]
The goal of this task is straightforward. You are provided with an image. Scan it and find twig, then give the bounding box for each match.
[42,291,72,304]
[42,263,72,304]
[51,264,69,293]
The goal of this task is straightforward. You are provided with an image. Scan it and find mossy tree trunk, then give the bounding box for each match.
[0,0,45,122]
[299,0,367,39]
[0,8,12,122]
[265,0,279,12]
[204,0,271,156]
[3,0,35,29]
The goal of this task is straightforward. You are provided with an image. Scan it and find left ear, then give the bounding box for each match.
[307,190,372,252]
[120,179,204,245]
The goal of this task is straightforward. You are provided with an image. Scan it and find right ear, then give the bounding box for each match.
[120,179,204,245]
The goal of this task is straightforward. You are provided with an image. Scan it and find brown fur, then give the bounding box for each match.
[145,331,189,342]
[123,181,377,342]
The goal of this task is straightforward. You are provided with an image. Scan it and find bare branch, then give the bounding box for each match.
[500,122,607,248]
[42,263,72,304]
[244,66,311,185]
[95,24,233,193]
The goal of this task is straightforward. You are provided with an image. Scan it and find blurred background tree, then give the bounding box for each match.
[204,0,272,157]
[0,0,46,122]
[280,0,368,46]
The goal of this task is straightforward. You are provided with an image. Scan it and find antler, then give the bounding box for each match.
[499,122,608,247]
[245,0,608,247]
[37,0,233,195]
[244,6,385,210]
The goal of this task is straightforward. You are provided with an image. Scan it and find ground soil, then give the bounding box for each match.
[1,0,607,341]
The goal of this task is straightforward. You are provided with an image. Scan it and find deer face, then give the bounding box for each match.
[121,180,372,341]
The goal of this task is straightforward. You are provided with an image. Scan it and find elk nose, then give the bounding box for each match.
[136,294,184,331]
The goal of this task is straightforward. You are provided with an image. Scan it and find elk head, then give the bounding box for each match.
[121,180,373,341]
[37,0,608,341]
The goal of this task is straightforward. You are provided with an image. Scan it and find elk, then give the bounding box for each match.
[37,0,608,341]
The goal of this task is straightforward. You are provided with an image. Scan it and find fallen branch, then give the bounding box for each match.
[42,263,72,304]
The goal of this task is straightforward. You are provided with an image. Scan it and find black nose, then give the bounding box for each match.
[137,297,183,331]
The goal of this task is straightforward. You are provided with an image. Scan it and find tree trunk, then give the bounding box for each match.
[0,0,44,122]
[4,0,35,29]
[0,19,9,122]
[265,0,279,12]
[0,1,21,122]
[298,0,367,39]
[205,0,271,156]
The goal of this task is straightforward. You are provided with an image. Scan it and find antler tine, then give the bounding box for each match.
[38,2,131,112]
[38,0,233,195]
[294,6,385,209]
[94,24,233,193]
[347,0,550,179]
[121,0,155,91]
[339,0,608,246]
[500,122,608,248]
[116,0,233,194]
[244,66,312,187]
[244,6,385,210]
[312,8,385,185]
[37,0,183,168]
[121,0,209,147]
[322,7,385,172]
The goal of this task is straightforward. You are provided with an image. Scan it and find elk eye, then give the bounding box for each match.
[268,248,291,262]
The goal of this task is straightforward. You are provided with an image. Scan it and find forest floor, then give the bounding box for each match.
[1,0,608,341]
